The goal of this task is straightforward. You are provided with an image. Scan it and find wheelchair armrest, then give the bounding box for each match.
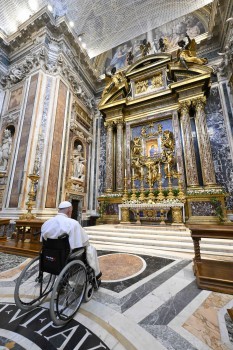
[58,233,69,239]
[69,248,85,260]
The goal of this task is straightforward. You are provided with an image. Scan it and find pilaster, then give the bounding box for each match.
[179,101,199,187]
[192,97,217,186]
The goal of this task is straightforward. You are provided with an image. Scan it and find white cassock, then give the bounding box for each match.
[41,213,100,276]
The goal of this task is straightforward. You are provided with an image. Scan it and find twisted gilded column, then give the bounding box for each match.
[193,97,216,186]
[105,121,114,193]
[179,101,199,187]
[116,119,124,192]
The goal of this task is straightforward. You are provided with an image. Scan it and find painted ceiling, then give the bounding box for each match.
[0,0,213,57]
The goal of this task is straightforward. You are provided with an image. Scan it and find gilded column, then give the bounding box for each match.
[179,101,199,187]
[105,121,114,193]
[193,97,216,186]
[116,119,124,192]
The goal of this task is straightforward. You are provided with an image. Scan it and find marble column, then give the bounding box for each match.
[193,97,216,186]
[116,120,124,192]
[179,101,199,187]
[105,121,114,193]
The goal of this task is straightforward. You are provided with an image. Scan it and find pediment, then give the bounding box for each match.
[168,62,213,82]
[98,81,128,109]
[126,54,172,78]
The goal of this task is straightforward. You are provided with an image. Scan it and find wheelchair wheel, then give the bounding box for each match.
[14,256,55,310]
[50,260,87,326]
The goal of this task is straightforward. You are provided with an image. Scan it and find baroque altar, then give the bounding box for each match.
[97,53,228,225]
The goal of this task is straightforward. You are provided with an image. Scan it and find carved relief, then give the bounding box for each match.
[151,73,163,88]
[135,80,148,94]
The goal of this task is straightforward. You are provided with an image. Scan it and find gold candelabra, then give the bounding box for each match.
[157,170,165,201]
[131,174,137,200]
[122,174,129,202]
[177,172,186,202]
[20,173,40,220]
[145,160,155,201]
[166,162,174,200]
[139,167,145,201]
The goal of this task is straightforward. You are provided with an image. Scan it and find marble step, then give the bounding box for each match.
[89,235,233,253]
[87,230,233,246]
[91,241,233,257]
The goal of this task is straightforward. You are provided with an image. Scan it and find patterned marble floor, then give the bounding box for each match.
[0,251,232,350]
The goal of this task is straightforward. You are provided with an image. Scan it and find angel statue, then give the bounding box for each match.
[140,39,151,57]
[177,34,208,70]
[102,67,128,96]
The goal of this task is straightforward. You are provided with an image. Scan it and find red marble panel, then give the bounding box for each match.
[9,74,39,208]
[45,81,67,208]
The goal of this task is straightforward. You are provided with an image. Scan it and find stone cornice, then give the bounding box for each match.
[0,7,98,84]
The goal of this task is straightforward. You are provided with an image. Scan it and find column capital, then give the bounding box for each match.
[104,120,114,129]
[192,96,206,111]
[115,118,124,127]
[178,100,191,114]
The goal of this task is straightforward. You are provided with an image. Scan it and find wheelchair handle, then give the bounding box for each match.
[33,231,41,236]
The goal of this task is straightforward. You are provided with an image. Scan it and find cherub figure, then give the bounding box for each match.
[177,34,208,70]
[102,67,127,96]
[140,39,151,57]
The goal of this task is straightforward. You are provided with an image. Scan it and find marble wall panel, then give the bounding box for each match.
[98,118,106,195]
[45,81,67,208]
[9,74,39,208]
[7,85,23,111]
[206,86,233,209]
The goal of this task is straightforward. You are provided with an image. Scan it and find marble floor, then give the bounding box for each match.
[0,250,232,350]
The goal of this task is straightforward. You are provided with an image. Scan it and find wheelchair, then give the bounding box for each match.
[14,234,99,326]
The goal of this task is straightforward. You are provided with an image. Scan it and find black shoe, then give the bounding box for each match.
[96,272,102,280]
[94,279,101,290]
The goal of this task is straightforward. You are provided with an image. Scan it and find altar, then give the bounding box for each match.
[119,203,184,225]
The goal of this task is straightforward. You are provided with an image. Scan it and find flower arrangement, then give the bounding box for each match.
[187,188,226,196]
[160,198,182,204]
[100,193,122,198]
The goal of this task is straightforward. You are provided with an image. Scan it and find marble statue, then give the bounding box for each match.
[0,129,12,171]
[73,144,86,181]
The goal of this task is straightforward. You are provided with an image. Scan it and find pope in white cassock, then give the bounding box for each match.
[41,201,101,278]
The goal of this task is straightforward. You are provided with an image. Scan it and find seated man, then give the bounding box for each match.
[41,201,101,281]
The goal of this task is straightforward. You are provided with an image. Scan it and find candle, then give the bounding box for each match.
[168,163,170,173]
[158,163,161,174]
[125,169,127,177]
[177,163,179,173]
[132,168,134,177]
[141,167,143,176]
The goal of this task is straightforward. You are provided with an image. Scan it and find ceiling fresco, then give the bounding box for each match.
[0,0,213,57]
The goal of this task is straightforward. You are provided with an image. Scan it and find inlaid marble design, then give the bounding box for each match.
[99,253,145,281]
[98,118,106,195]
[206,86,233,209]
[0,251,232,350]
[183,293,233,350]
[190,201,216,216]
